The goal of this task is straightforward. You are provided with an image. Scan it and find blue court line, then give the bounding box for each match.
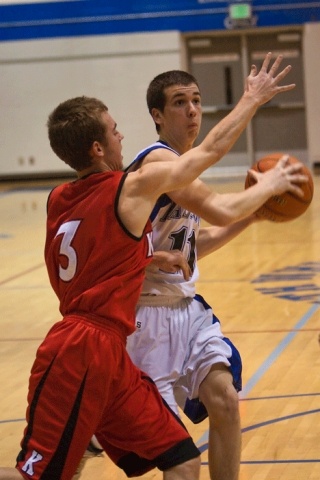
[198,407,320,457]
[0,186,54,198]
[202,460,320,465]
[244,392,320,401]
[196,301,320,447]
[1,187,54,193]
[241,408,320,433]
[241,302,319,398]
[240,459,320,464]
[0,418,25,424]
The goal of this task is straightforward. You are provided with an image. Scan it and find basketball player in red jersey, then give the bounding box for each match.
[0,53,307,480]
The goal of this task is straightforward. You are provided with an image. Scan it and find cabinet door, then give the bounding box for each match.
[247,31,307,163]
[188,34,249,175]
[186,28,307,176]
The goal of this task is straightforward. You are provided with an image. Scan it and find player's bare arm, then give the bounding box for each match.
[123,151,308,234]
[196,217,256,260]
[155,155,308,226]
[118,150,217,237]
[119,53,302,236]
[142,55,297,172]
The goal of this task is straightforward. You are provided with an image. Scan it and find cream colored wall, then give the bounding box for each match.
[1,24,319,178]
[303,22,320,166]
[0,31,183,176]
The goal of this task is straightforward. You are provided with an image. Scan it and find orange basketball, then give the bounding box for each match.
[244,153,314,222]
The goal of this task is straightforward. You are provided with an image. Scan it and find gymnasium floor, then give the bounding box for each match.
[0,174,319,480]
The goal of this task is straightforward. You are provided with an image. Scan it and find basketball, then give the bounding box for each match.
[244,153,314,222]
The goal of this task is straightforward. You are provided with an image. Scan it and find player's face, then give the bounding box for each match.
[102,111,124,170]
[160,83,202,145]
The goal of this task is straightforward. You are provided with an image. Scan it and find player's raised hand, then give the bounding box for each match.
[244,52,296,106]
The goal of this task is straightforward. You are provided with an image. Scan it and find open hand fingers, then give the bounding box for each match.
[278,156,307,176]
[180,264,192,281]
[165,250,191,280]
[263,53,294,83]
[249,52,274,78]
[259,51,287,76]
[249,63,258,77]
[280,159,309,197]
[276,154,290,167]
[268,53,284,75]
[272,64,296,95]
[260,51,273,73]
[246,52,296,98]
[286,175,309,197]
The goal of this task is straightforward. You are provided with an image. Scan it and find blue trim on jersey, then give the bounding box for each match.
[184,334,242,423]
[125,141,177,172]
[150,194,173,223]
[184,398,208,425]
[184,295,243,424]
[194,295,241,388]
[194,294,220,325]
[224,337,242,392]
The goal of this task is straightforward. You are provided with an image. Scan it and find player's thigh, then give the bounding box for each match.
[127,303,188,383]
[97,356,191,460]
[182,298,242,399]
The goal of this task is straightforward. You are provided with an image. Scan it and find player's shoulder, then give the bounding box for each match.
[126,141,178,171]
[47,182,65,206]
[145,145,178,165]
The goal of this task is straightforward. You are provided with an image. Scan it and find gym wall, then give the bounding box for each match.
[0,1,319,178]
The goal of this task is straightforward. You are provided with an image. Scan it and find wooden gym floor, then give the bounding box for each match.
[0,174,319,480]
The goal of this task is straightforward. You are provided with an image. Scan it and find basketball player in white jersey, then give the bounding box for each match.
[125,54,304,480]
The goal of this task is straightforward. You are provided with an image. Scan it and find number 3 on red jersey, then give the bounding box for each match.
[55,220,81,282]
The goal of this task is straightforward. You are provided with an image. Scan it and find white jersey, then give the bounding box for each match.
[128,142,200,299]
[126,143,243,422]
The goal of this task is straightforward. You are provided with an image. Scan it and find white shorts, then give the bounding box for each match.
[126,294,242,421]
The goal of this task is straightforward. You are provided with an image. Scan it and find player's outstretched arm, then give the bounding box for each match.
[196,217,256,260]
[120,54,297,235]
[124,55,295,196]
[166,155,307,227]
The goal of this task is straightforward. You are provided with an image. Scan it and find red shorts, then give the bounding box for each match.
[16,315,199,479]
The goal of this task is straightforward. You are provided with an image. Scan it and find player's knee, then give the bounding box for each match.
[222,384,239,418]
[200,374,239,424]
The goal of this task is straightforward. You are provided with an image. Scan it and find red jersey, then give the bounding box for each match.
[45,171,153,336]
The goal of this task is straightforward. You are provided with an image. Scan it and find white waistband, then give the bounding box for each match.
[138,294,191,307]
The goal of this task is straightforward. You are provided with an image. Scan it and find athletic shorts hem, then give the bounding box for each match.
[118,438,200,476]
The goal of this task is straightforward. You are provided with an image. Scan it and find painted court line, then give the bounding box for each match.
[240,302,319,398]
[196,301,320,447]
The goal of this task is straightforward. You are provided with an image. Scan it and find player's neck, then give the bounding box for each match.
[77,163,111,179]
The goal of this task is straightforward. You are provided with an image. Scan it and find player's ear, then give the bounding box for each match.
[151,108,162,127]
[90,141,104,157]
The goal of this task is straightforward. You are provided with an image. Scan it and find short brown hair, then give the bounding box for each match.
[47,96,108,171]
